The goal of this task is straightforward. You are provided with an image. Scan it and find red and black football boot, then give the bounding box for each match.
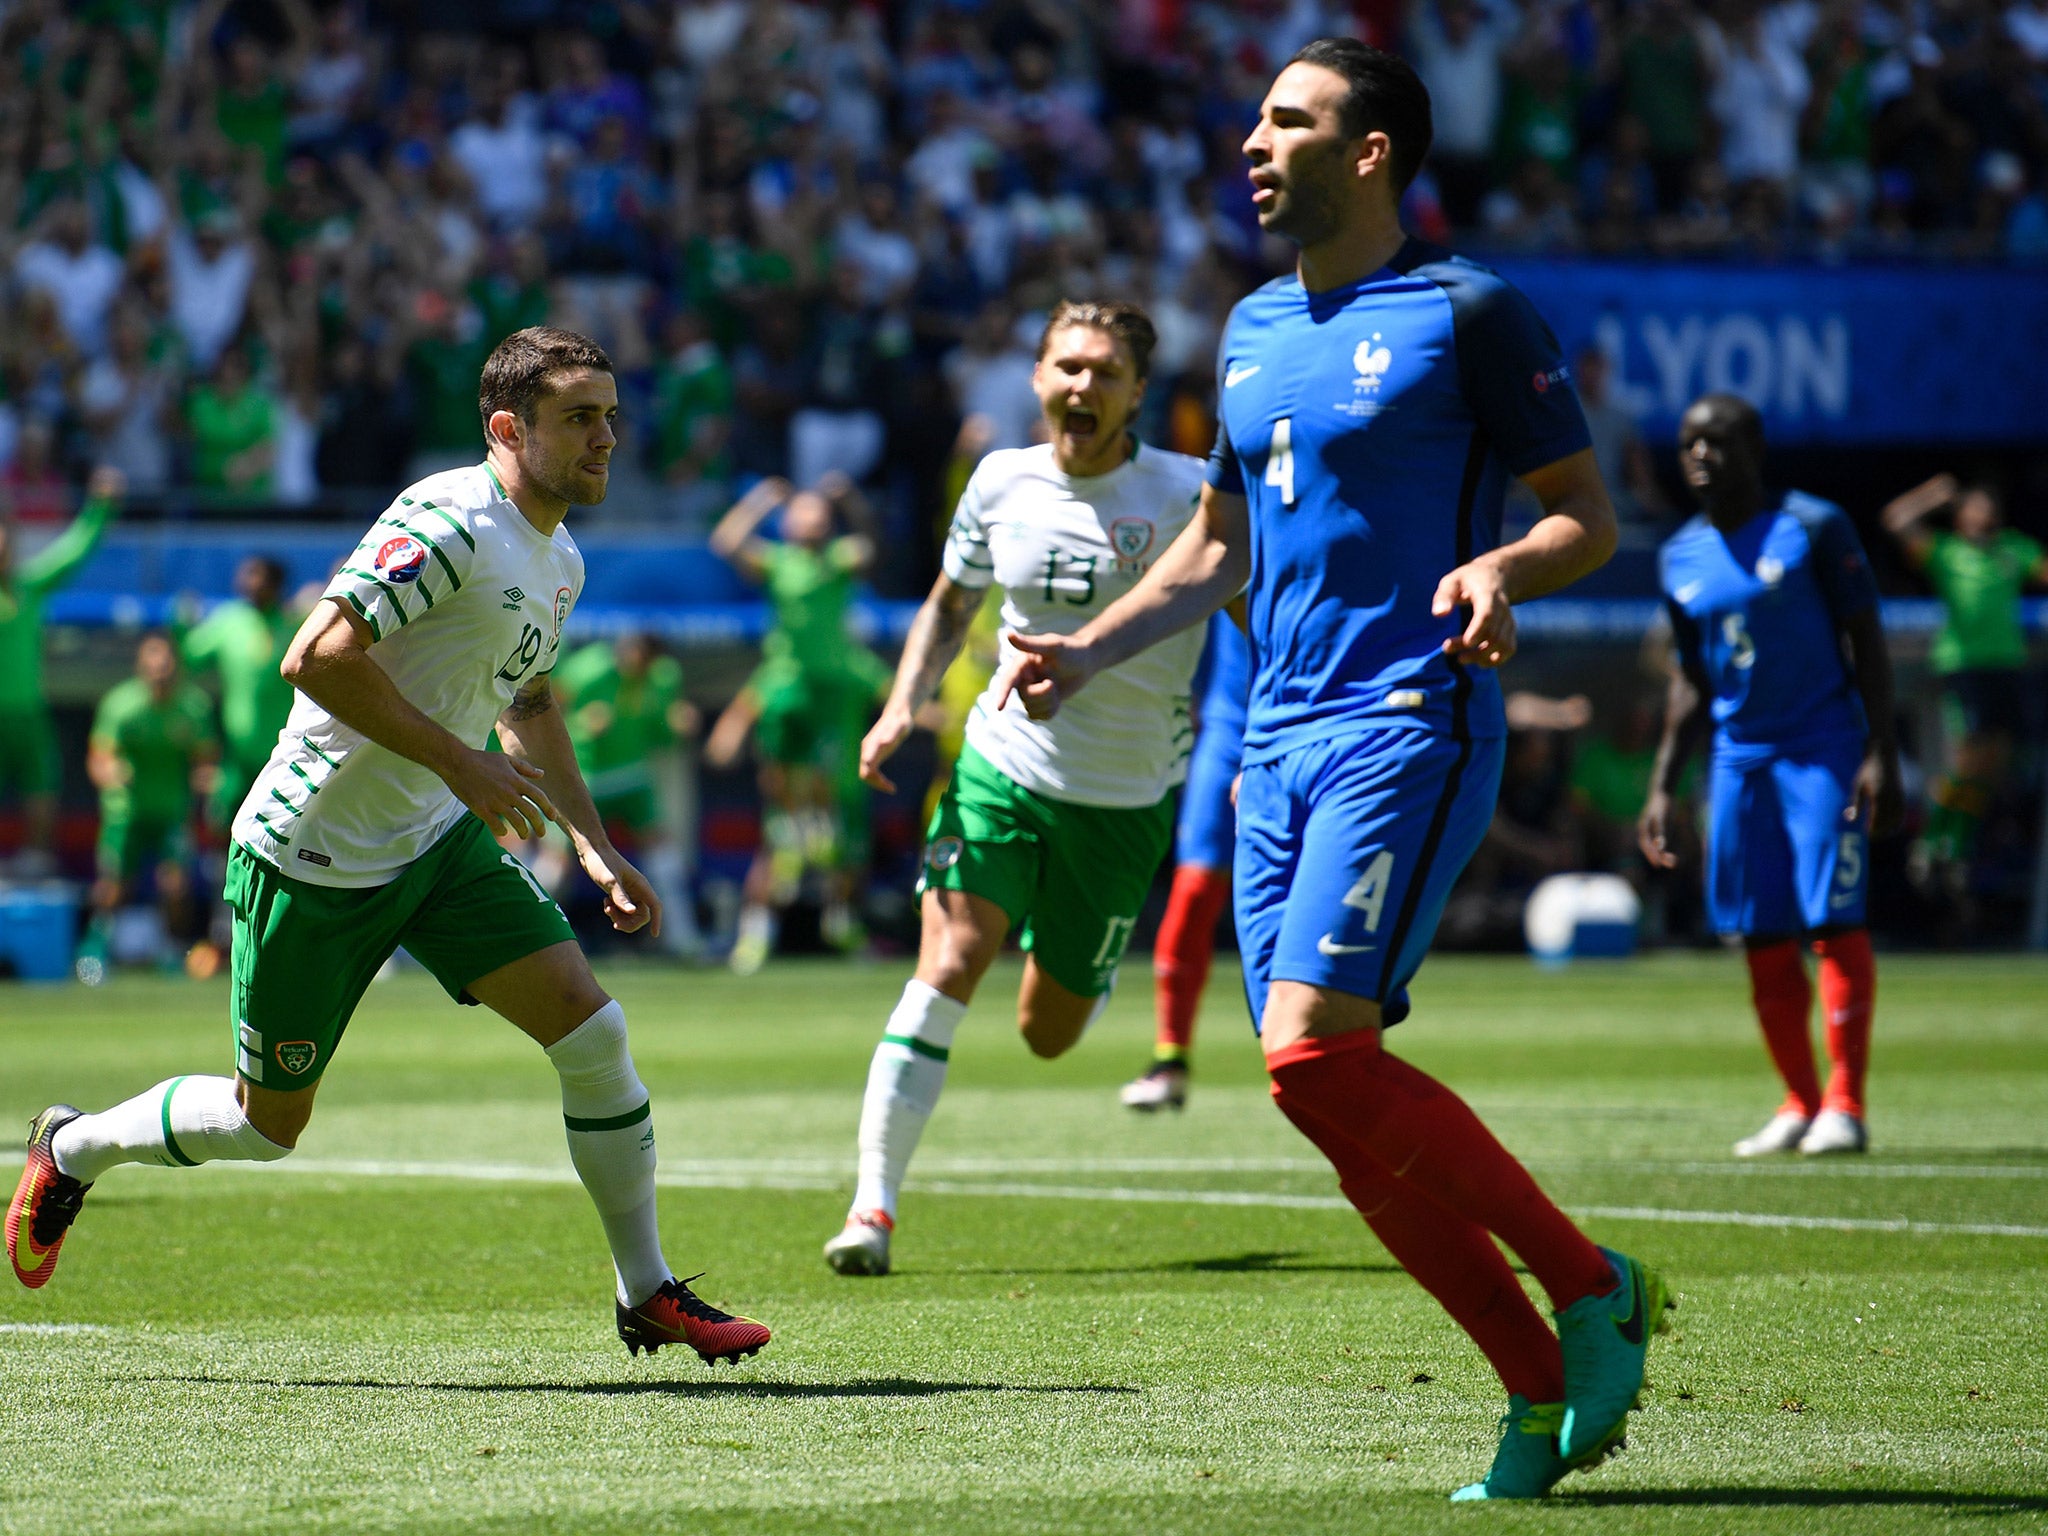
[616,1274,772,1365]
[7,1106,93,1290]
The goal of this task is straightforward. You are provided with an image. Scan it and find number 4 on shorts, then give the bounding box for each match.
[1343,850,1396,933]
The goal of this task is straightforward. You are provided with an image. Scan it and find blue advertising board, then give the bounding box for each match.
[1494,261,2048,446]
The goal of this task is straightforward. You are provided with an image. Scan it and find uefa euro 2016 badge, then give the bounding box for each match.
[1108,516,1154,574]
[926,835,964,871]
[374,535,429,585]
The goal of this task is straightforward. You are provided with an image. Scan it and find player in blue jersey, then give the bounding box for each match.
[1121,611,1250,1111]
[1000,38,1667,1501]
[1640,394,1901,1159]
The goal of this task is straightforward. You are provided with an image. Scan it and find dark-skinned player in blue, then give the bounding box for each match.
[1639,394,1902,1159]
[999,38,1668,1501]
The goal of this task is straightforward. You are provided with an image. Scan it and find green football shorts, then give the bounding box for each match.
[224,815,575,1087]
[918,744,1173,998]
[96,811,195,881]
[0,708,60,798]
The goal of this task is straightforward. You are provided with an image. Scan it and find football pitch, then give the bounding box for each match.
[2,953,2045,1535]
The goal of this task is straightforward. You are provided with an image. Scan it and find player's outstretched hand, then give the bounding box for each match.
[1853,747,1905,839]
[859,703,917,793]
[1433,562,1517,668]
[448,748,560,840]
[996,631,1095,720]
[1637,788,1682,869]
[582,845,661,936]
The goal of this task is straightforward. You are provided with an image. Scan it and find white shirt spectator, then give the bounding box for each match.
[1713,25,1811,183]
[674,0,749,72]
[113,161,168,245]
[944,342,1042,453]
[78,356,175,493]
[450,111,551,229]
[165,227,257,370]
[14,240,125,357]
[906,123,998,213]
[1409,0,1514,160]
[834,211,919,306]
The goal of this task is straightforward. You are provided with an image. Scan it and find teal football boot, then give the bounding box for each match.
[1450,1396,1570,1501]
[1555,1246,1673,1466]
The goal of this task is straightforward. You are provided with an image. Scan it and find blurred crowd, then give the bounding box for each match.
[3,0,2046,529]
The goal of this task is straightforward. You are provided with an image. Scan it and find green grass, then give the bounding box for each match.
[3,952,2046,1534]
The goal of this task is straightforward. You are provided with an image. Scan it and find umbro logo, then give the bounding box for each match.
[1225,364,1261,387]
[503,587,526,610]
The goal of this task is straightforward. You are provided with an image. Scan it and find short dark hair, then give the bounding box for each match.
[1036,300,1158,379]
[1289,37,1434,195]
[478,326,614,434]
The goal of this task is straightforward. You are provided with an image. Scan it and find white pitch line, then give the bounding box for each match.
[157,1155,2048,1239]
[0,1323,113,1335]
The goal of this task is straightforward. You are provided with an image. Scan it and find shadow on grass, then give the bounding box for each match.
[949,1250,1407,1277]
[133,1374,1138,1400]
[1572,1490,2048,1512]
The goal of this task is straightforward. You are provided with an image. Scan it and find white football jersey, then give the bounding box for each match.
[233,463,585,887]
[944,442,1207,808]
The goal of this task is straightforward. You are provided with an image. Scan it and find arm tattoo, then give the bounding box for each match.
[504,678,555,720]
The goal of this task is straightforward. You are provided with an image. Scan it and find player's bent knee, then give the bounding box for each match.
[1260,982,1382,1057]
[236,1081,315,1151]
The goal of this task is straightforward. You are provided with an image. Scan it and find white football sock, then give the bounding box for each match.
[547,1000,669,1307]
[851,980,967,1219]
[52,1075,291,1183]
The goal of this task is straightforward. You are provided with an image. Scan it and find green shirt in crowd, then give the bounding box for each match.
[0,494,117,715]
[408,335,489,454]
[652,341,734,483]
[90,676,217,825]
[183,599,296,772]
[556,642,685,796]
[1926,529,2047,674]
[759,539,864,675]
[188,382,275,495]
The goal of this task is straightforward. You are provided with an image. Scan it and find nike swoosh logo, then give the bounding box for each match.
[1674,581,1704,604]
[1614,1262,1647,1346]
[1316,935,1376,956]
[1224,365,1261,387]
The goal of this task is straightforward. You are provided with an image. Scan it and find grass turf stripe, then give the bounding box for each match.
[562,1101,652,1134]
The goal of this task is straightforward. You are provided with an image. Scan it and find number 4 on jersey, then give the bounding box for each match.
[1265,417,1295,506]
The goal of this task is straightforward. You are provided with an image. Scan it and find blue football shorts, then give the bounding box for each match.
[1234,727,1504,1031]
[1706,735,1869,937]
[1175,722,1245,870]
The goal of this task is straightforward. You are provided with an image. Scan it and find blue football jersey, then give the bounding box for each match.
[1659,492,1880,756]
[1206,239,1592,764]
[1193,610,1251,743]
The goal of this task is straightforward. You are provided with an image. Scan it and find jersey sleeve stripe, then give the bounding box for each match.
[300,737,341,770]
[251,811,292,846]
[337,569,412,627]
[286,760,322,795]
[268,786,306,819]
[339,590,384,642]
[411,501,477,551]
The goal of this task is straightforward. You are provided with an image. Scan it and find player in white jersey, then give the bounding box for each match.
[9,328,772,1365]
[824,301,1207,1276]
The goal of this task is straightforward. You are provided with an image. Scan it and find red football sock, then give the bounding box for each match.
[1267,1031,1614,1311]
[1812,928,1875,1118]
[1745,940,1821,1117]
[1152,864,1230,1057]
[1273,1086,1565,1402]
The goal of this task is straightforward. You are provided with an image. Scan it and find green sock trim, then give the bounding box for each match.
[1152,1045,1190,1066]
[159,1077,198,1167]
[564,1100,653,1134]
[882,1033,949,1063]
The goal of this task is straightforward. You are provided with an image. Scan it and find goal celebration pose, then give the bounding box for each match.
[999,42,1668,1500]
[824,301,1206,1278]
[1640,393,1900,1157]
[8,328,771,1367]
